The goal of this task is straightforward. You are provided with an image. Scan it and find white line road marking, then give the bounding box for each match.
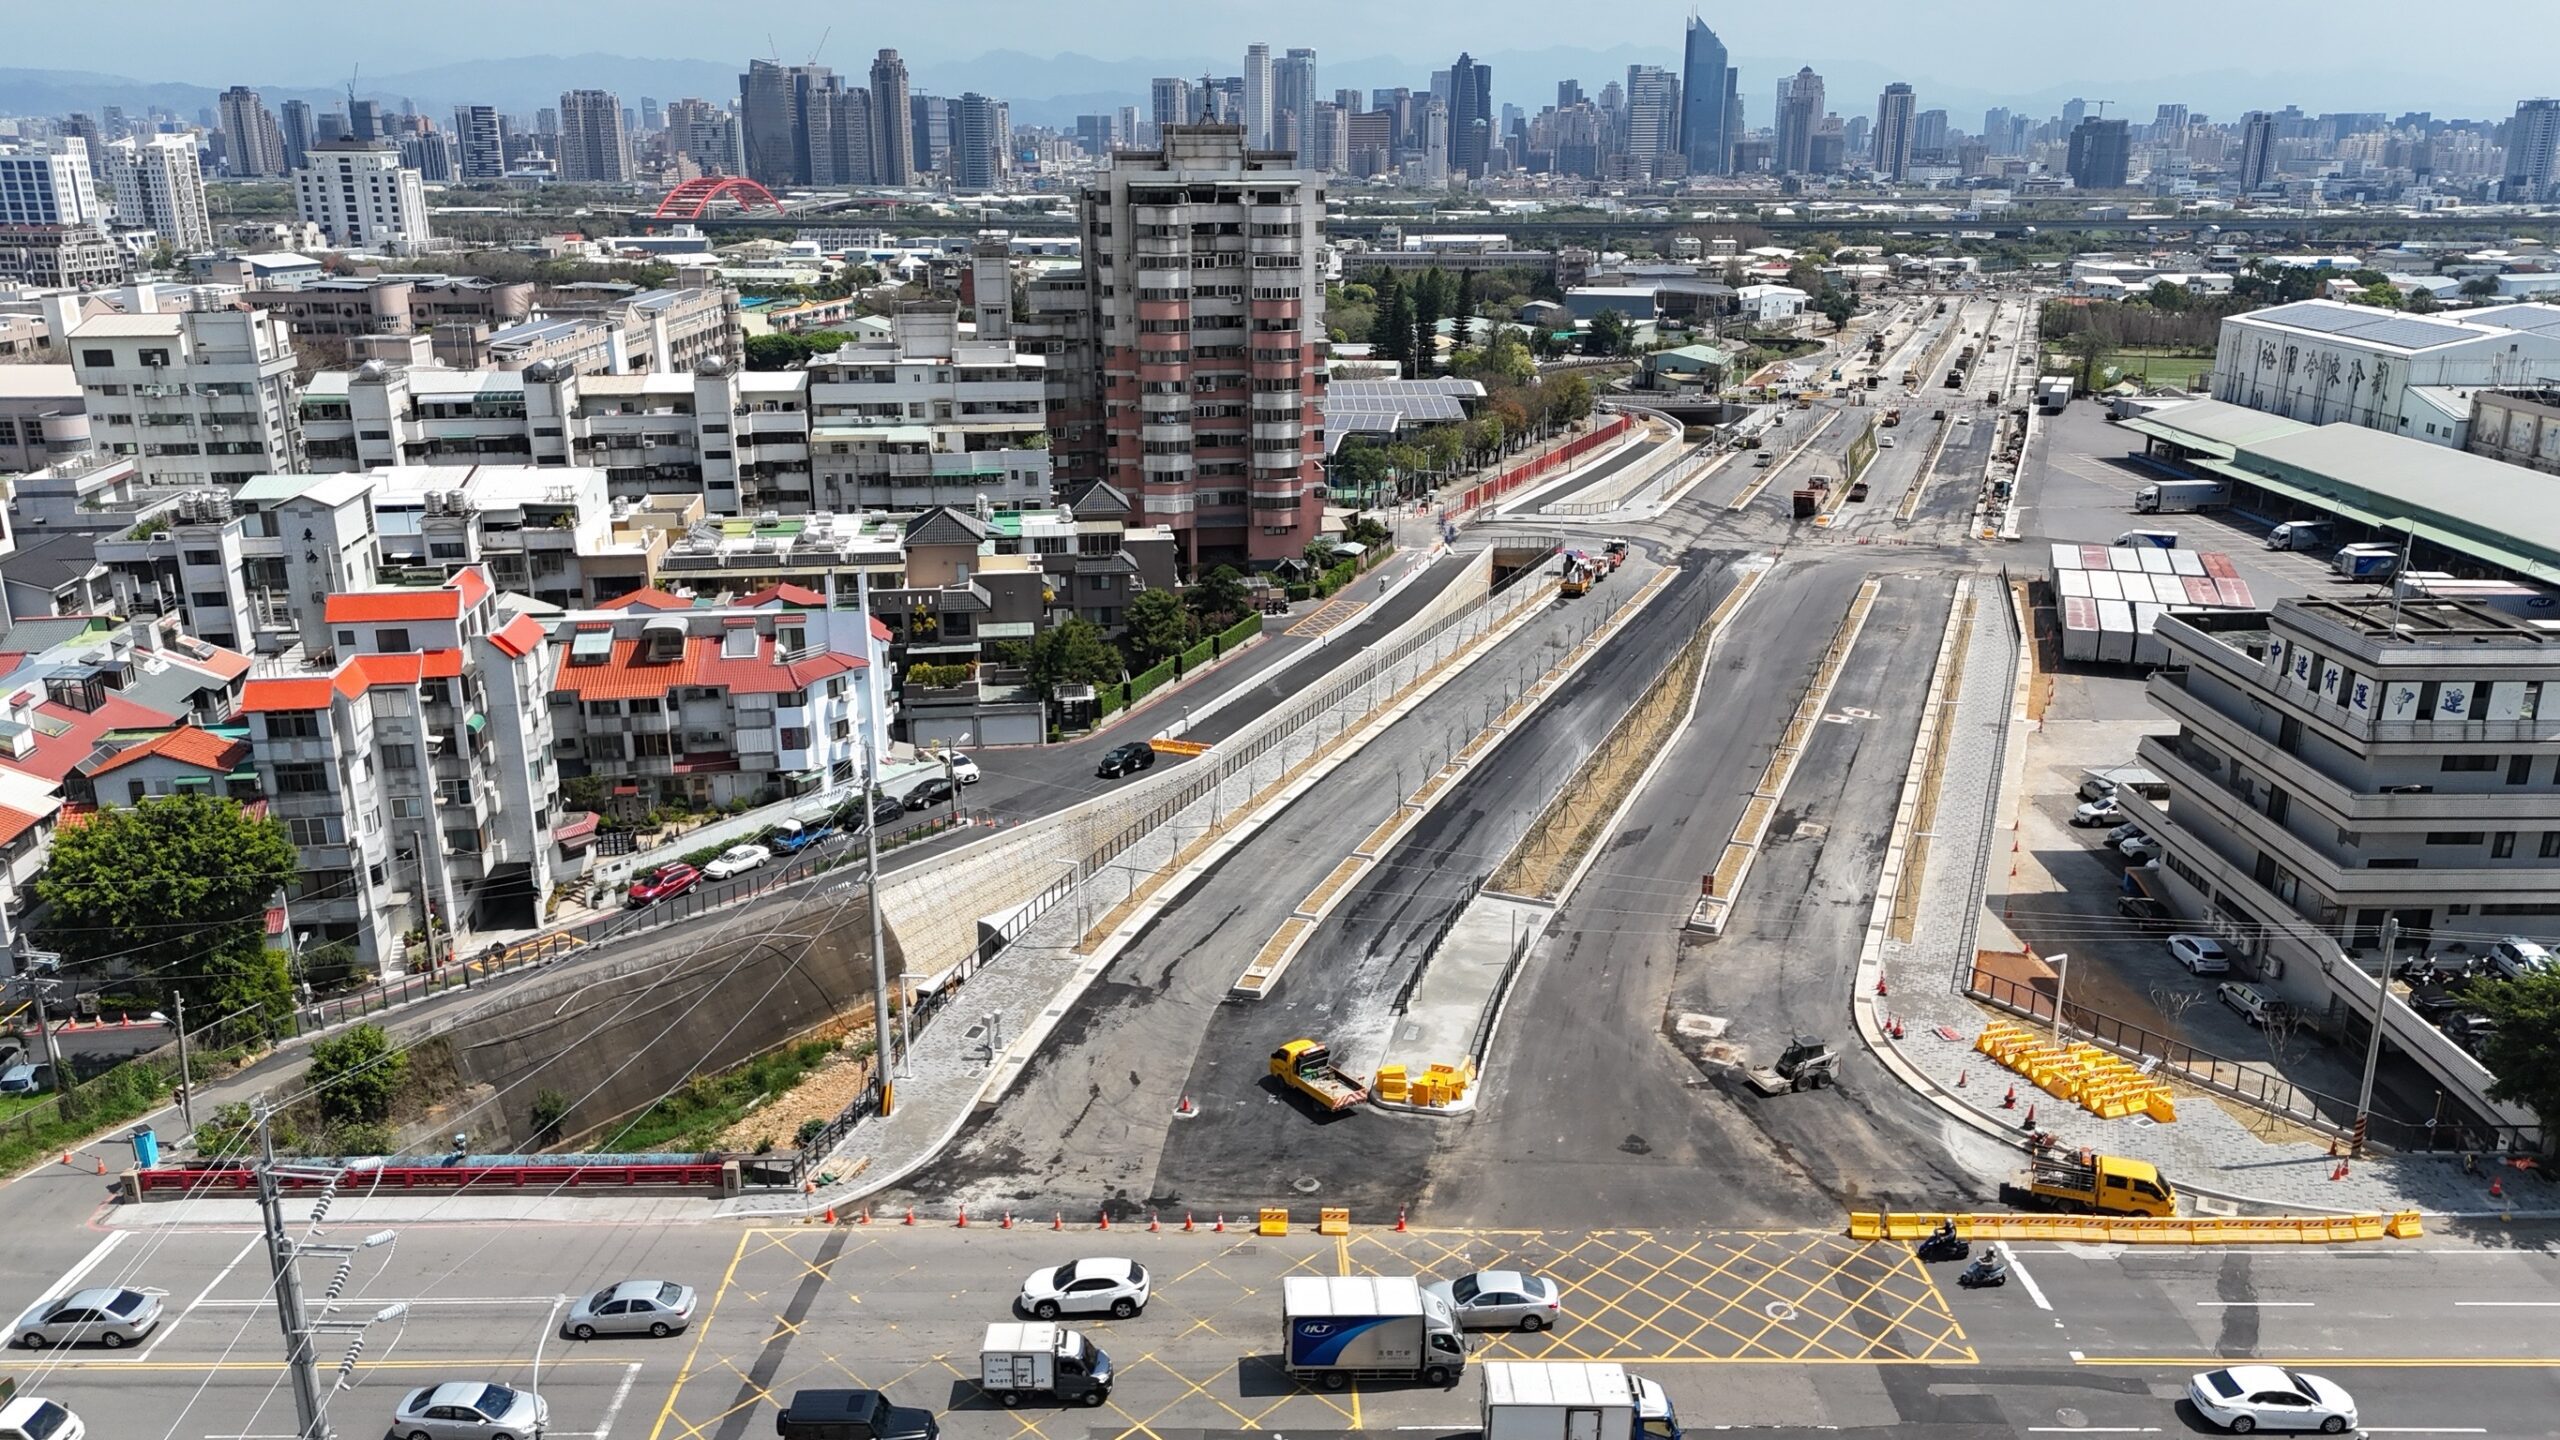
[189,1233,263,1309]
[2068,1349,2085,1361]
[2194,1301,2313,1307]
[2362,1430,2489,1434]
[1998,1242,2053,1312]
[589,1362,642,1440]
[38,1230,128,1301]
[2454,1301,2560,1306]
[2027,1429,2158,1434]
[191,1295,570,1309]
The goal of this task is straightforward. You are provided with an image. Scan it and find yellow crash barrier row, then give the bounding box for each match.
[1318,1207,1350,1236]
[1851,1210,2422,1245]
[1257,1207,1290,1236]
[1149,738,1212,757]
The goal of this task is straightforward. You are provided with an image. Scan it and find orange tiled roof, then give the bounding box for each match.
[0,804,50,847]
[83,725,251,777]
[325,590,463,624]
[598,589,691,612]
[550,632,865,702]
[486,613,547,658]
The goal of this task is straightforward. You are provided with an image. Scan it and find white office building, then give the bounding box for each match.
[69,308,304,487]
[2208,300,2560,448]
[294,142,433,252]
[0,140,101,227]
[104,134,212,252]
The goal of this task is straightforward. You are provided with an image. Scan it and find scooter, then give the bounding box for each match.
[1958,1253,2009,1288]
[1915,1220,1969,1263]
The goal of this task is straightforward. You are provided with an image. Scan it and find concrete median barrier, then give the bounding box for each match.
[1849,1209,2425,1244]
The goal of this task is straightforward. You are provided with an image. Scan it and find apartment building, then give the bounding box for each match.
[237,273,535,367]
[538,285,742,374]
[0,224,129,289]
[238,566,558,969]
[103,135,212,252]
[299,357,808,515]
[0,364,86,472]
[68,308,303,487]
[546,595,887,814]
[1077,125,1326,569]
[2131,593,2560,1131]
[92,470,378,655]
[803,303,1052,511]
[293,142,433,252]
[0,141,100,228]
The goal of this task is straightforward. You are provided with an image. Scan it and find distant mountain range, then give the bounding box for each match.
[0,52,2511,138]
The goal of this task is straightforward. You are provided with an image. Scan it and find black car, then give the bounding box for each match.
[776,1388,939,1440]
[904,775,957,811]
[870,795,905,828]
[1097,742,1157,778]
[2115,894,2171,928]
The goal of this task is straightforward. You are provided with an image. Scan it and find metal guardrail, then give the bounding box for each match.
[133,1160,730,1196]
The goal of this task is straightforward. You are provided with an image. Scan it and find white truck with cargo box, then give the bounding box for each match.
[2132,478,2229,514]
[979,1322,1113,1407]
[1480,1362,1681,1440]
[2267,520,2330,551]
[1281,1275,1467,1388]
[2331,544,2401,581]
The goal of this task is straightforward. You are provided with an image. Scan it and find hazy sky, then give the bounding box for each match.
[14,0,2558,117]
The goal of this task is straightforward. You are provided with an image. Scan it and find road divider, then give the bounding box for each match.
[1690,577,1883,934]
[1148,738,1211,757]
[1849,1210,2425,1244]
[1728,409,1843,511]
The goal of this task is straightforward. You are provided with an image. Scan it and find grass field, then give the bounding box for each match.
[2045,347,2214,391]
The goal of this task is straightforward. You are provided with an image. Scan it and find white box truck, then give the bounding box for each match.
[2132,479,2229,514]
[1281,1275,1467,1389]
[1481,1362,1681,1440]
[2267,520,2330,551]
[979,1322,1114,1408]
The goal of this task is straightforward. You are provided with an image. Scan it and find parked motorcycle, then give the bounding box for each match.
[1958,1253,2009,1288]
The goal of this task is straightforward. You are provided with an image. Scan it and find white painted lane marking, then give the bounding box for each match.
[1998,1242,2052,1312]
[188,1233,263,1309]
[190,1295,567,1309]
[589,1361,642,1440]
[2362,1429,2488,1434]
[2193,1301,2313,1307]
[2026,1429,2158,1434]
[36,1231,127,1301]
[2454,1301,2560,1306]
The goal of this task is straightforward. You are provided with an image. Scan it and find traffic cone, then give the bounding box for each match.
[1956,1069,1968,1088]
[904,1207,916,1226]
[93,1156,105,1175]
[1184,1211,1196,1232]
[956,1206,969,1228]
[1002,1210,1014,1229]
[1892,1018,1906,1039]
[2491,1176,2505,1200]
[1177,1095,1195,1116]
[2331,1160,2350,1181]
[1395,1208,1408,1232]
[1053,1212,1064,1231]
[58,1151,69,1167]
[859,1205,871,1224]
[824,1205,837,1225]
[1875,974,1890,996]
[1099,1209,1111,1230]
[2020,1103,2037,1128]
[1214,1213,1226,1232]
[1149,1210,1161,1232]
[2002,1084,2017,1109]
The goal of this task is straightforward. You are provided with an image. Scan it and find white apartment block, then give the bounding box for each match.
[0,140,101,228]
[803,303,1052,511]
[299,358,810,516]
[104,134,212,252]
[294,143,433,252]
[94,470,379,656]
[2132,595,2560,1135]
[69,308,303,487]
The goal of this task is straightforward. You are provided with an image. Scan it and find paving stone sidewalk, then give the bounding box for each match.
[1877,575,2549,1218]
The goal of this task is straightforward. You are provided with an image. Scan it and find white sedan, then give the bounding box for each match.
[2167,933,2232,975]
[2186,1365,2356,1433]
[944,752,982,784]
[393,1382,547,1439]
[703,844,771,881]
[1018,1257,1150,1320]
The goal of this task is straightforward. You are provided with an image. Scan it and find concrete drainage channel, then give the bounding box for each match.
[1689,577,1884,935]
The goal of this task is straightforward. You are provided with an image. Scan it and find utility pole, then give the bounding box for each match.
[255,1106,328,1438]
[2353,917,2399,1158]
[174,993,194,1131]
[15,949,72,1120]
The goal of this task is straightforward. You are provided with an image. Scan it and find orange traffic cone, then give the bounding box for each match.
[824,1205,837,1224]
[1395,1208,1408,1232]
[1956,1069,1968,1088]
[2331,1160,2350,1181]
[1875,974,1890,996]
[956,1206,969,1228]
[2491,1176,2505,1199]
[1149,1210,1161,1232]
[859,1205,871,1224]
[1184,1211,1196,1232]
[2002,1084,2017,1109]
[94,1156,105,1175]
[1053,1212,1064,1231]
[2020,1103,2037,1128]
[1002,1210,1014,1229]
[1099,1209,1111,1230]
[903,1207,916,1226]
[1214,1213,1226,1232]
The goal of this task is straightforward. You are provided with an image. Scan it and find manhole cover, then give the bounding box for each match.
[1762,1301,1798,1321]
[2053,1408,2088,1429]
[1291,1175,1321,1194]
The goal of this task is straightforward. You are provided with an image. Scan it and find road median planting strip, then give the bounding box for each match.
[1690,576,1883,934]
[1889,591,1976,944]
[1728,409,1843,511]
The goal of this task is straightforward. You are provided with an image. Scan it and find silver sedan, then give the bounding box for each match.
[14,1286,161,1349]
[1426,1270,1563,1332]
[563,1280,695,1339]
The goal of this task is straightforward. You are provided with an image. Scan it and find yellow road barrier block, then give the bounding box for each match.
[1318,1207,1350,1236]
[1258,1207,1290,1236]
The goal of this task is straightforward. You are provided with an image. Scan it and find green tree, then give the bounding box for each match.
[744,334,812,371]
[1331,442,1394,500]
[37,794,298,1034]
[1551,375,1596,425]
[1027,617,1125,697]
[1453,268,1479,349]
[2356,282,2404,311]
[1121,588,1194,669]
[1818,290,1858,332]
[1187,564,1251,627]
[1412,267,1446,371]
[1585,309,1632,356]
[306,1022,408,1127]
[2145,280,2192,313]
[2405,285,2443,314]
[2460,274,2501,298]
[2464,971,2560,1132]
[1375,284,1415,370]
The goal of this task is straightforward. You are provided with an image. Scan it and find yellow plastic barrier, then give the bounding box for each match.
[1257,1207,1289,1236]
[1852,1211,2414,1246]
[1374,1065,1409,1103]
[1318,1207,1350,1236]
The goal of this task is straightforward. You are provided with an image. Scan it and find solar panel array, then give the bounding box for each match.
[1321,393,1467,424]
[2252,302,2474,351]
[2464,304,2560,336]
[1325,379,1484,400]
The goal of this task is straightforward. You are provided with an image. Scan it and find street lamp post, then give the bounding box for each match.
[2046,952,2072,1050]
[2353,917,2401,1157]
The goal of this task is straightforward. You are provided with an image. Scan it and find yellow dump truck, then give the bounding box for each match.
[1270,1039,1367,1112]
[1998,1143,2177,1217]
[1559,555,1596,598]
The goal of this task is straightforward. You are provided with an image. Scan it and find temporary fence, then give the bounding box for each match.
[1454,414,1634,517]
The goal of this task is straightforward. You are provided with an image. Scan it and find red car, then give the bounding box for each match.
[625,863,701,907]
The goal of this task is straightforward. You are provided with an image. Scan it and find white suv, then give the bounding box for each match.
[2485,937,2555,981]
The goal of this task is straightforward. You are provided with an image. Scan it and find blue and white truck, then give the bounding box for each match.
[2331,544,2402,581]
[1281,1275,1467,1389]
